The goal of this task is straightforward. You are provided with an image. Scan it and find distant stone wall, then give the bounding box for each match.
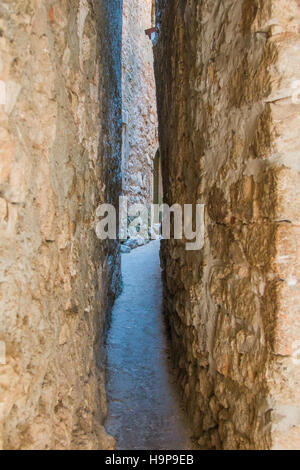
[155,0,300,450]
[0,0,122,450]
[122,0,158,206]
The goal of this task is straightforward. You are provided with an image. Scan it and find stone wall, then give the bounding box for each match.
[155,0,300,450]
[0,0,122,450]
[122,0,158,206]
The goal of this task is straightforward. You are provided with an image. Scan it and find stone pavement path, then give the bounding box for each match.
[105,240,193,450]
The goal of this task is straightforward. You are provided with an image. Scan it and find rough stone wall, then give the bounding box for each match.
[122,0,158,206]
[0,0,122,450]
[155,0,300,450]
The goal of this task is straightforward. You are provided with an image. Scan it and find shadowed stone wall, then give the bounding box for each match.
[122,0,158,206]
[155,0,300,450]
[0,0,122,450]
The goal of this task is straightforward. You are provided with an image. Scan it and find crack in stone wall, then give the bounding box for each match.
[154,0,300,450]
[0,0,122,450]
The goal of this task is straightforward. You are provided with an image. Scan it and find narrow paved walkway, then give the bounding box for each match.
[105,241,193,450]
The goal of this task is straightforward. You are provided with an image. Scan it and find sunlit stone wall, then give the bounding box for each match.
[155,0,300,450]
[0,0,122,450]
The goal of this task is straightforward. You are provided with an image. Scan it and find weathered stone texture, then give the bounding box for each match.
[155,0,300,449]
[0,0,122,449]
[122,0,158,205]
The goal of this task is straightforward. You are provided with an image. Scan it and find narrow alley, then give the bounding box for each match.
[1,0,300,451]
[105,241,193,450]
